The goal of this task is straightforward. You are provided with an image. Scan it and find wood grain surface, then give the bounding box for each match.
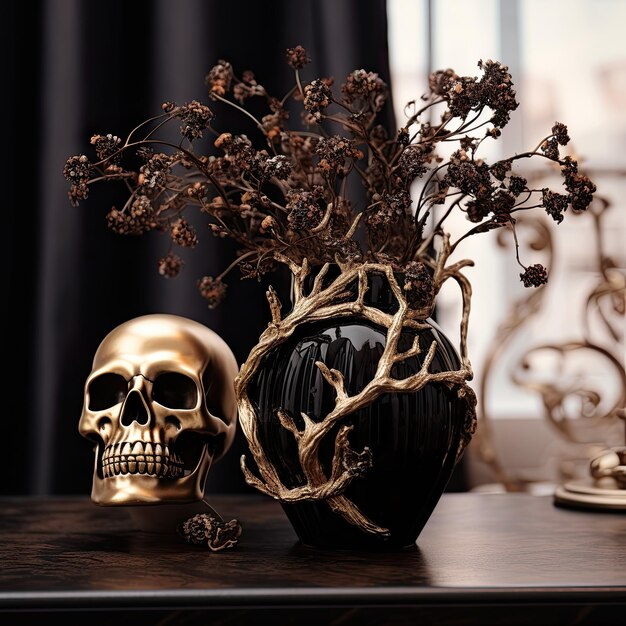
[0,493,624,625]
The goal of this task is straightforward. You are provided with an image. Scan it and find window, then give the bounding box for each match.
[387,0,626,487]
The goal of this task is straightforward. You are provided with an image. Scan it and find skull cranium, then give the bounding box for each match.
[79,314,238,505]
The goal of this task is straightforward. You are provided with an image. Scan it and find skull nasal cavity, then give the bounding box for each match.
[120,390,150,427]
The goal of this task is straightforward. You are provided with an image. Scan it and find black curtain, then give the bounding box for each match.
[5,0,404,496]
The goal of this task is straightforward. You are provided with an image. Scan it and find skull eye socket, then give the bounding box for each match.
[153,373,198,409]
[88,373,128,410]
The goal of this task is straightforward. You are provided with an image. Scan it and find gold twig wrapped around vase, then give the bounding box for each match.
[235,255,477,540]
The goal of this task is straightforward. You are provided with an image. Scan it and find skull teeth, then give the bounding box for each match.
[102,441,184,478]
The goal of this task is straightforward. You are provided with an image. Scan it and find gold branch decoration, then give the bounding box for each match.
[234,240,477,537]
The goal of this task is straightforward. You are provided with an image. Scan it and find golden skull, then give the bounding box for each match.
[79,314,239,506]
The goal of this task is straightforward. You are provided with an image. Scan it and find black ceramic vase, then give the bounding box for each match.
[248,270,475,551]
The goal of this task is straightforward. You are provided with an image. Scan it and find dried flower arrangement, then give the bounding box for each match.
[63,44,595,310]
[64,46,597,541]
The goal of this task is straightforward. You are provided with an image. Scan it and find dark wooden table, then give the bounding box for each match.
[0,493,624,625]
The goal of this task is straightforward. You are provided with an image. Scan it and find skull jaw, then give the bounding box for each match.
[90,444,213,505]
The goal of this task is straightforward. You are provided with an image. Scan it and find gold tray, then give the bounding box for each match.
[554,478,626,511]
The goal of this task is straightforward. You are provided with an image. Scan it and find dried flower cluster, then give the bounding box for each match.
[178,513,242,551]
[65,46,595,309]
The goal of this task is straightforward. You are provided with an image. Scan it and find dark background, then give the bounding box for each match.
[4,0,467,497]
